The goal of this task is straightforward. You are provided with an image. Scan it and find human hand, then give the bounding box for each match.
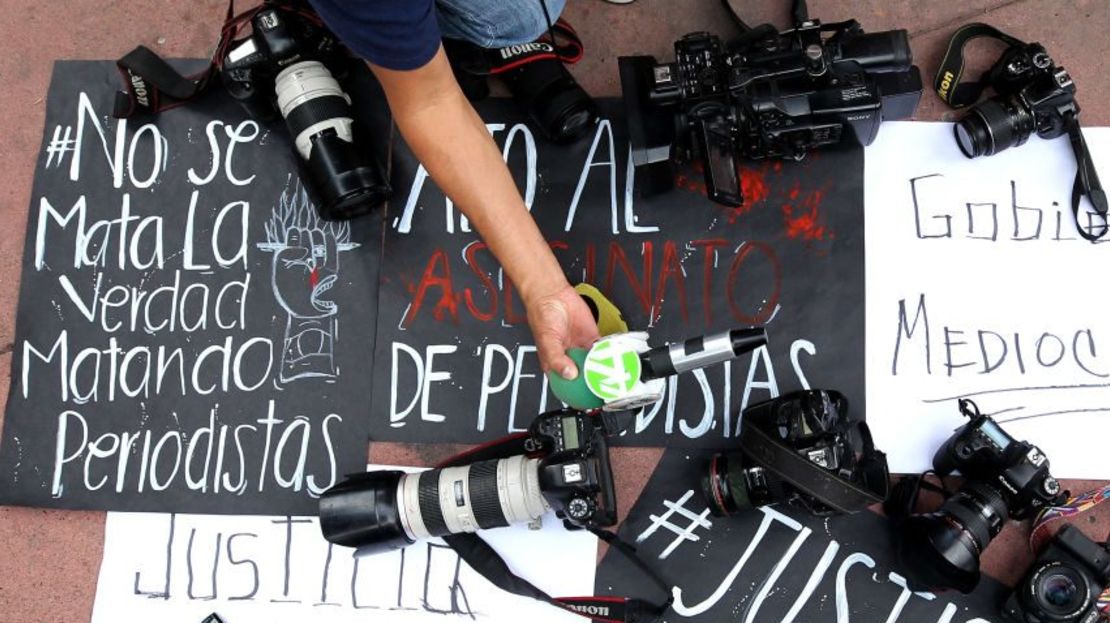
[526,283,601,380]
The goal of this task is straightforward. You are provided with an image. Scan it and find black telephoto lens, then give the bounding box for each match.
[319,471,414,554]
[954,95,1036,158]
[499,57,597,143]
[897,481,1010,593]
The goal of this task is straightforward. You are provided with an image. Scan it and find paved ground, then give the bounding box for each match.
[0,1,1108,621]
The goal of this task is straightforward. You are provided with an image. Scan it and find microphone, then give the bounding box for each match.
[548,327,768,410]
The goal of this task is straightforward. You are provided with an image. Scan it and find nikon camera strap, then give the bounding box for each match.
[738,420,889,514]
[432,427,672,623]
[934,23,1108,241]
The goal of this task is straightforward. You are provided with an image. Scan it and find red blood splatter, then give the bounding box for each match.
[739,164,770,204]
[782,188,830,241]
[309,267,319,287]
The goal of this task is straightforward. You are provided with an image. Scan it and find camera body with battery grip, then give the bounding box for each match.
[319,407,619,553]
[618,0,922,206]
[111,0,392,221]
[702,389,890,517]
[220,5,391,220]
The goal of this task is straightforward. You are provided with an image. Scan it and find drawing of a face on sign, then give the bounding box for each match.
[258,183,359,384]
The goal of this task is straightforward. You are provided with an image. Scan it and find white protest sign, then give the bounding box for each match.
[865,121,1110,478]
[92,466,598,623]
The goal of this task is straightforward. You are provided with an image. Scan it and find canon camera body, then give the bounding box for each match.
[222,6,390,220]
[896,400,1069,593]
[319,409,618,555]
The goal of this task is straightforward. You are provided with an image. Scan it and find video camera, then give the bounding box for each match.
[618,0,922,206]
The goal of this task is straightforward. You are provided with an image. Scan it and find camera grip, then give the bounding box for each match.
[592,432,619,527]
[695,118,743,207]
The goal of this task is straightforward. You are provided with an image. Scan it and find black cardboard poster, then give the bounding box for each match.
[0,60,388,514]
[371,99,866,445]
[596,449,1005,622]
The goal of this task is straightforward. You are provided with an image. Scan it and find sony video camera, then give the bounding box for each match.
[1003,524,1110,623]
[319,408,619,554]
[221,4,390,220]
[619,1,922,206]
[702,389,889,517]
[893,399,1069,593]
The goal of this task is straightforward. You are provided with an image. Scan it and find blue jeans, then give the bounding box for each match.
[437,0,567,48]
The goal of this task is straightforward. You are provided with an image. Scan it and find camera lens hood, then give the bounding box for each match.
[898,512,983,593]
[319,470,414,554]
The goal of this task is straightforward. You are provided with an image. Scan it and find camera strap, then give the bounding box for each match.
[1031,484,1110,551]
[933,23,1026,108]
[111,0,322,118]
[1065,115,1109,242]
[739,421,889,513]
[484,19,584,76]
[433,426,672,623]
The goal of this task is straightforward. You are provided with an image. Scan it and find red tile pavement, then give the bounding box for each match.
[0,1,1107,621]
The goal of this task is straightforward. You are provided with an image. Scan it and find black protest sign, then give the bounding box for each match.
[0,60,388,514]
[370,99,865,445]
[596,449,1005,622]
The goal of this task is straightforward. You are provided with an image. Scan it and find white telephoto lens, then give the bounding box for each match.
[398,456,550,541]
[274,60,354,159]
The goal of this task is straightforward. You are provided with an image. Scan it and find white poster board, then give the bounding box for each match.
[92,466,597,623]
[865,121,1110,479]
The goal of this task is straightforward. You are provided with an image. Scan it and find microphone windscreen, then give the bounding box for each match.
[546,347,605,410]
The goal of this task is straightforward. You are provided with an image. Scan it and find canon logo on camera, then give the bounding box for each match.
[499,42,554,60]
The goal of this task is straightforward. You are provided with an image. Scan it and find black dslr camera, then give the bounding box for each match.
[319,408,618,554]
[443,18,597,144]
[1003,524,1110,623]
[893,399,1068,593]
[953,41,1078,158]
[619,0,922,206]
[221,5,390,220]
[702,390,889,517]
[937,23,1106,240]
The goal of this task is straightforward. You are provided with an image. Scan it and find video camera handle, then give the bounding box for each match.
[934,23,1107,241]
[692,116,745,207]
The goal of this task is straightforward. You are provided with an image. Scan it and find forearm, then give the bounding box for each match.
[372,49,567,304]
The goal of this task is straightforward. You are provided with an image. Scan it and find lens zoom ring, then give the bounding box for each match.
[418,470,449,537]
[469,460,510,530]
[285,94,351,138]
